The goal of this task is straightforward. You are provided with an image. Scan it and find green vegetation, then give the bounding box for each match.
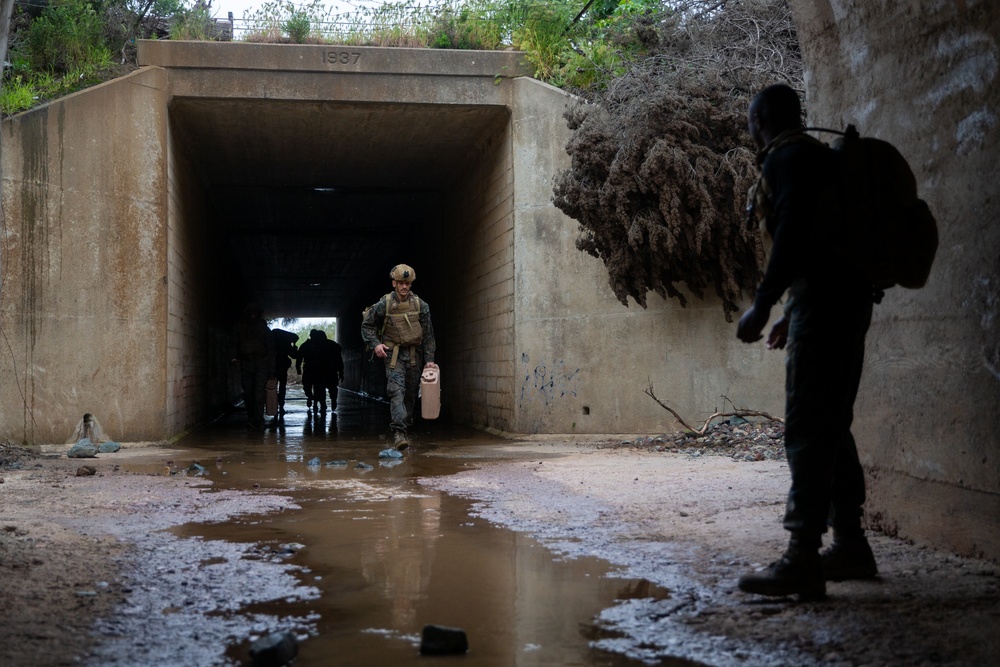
[271,319,338,348]
[1,1,766,113]
[1,0,189,115]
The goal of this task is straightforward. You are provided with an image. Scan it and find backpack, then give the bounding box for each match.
[814,125,939,293]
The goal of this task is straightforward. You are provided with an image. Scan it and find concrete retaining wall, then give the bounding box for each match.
[0,69,170,443]
[790,0,1000,558]
[508,79,784,435]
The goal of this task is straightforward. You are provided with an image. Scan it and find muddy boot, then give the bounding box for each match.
[821,534,878,581]
[393,430,410,451]
[738,544,825,601]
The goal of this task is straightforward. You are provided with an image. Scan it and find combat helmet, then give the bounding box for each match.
[390,264,416,281]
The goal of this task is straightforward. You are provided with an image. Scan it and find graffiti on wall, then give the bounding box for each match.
[518,353,581,408]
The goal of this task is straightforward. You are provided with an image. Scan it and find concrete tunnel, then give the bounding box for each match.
[169,96,514,409]
[3,0,999,564]
[1,40,783,446]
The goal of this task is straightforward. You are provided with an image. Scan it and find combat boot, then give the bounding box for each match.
[393,430,410,451]
[738,545,825,601]
[821,534,878,581]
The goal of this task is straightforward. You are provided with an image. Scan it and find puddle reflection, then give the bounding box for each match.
[159,389,666,666]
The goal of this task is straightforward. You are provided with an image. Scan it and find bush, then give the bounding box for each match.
[552,0,804,319]
[283,5,311,43]
[24,0,108,74]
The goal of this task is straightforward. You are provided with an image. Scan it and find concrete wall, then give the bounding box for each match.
[0,69,170,443]
[508,79,784,435]
[165,108,230,435]
[438,115,516,431]
[790,0,1000,558]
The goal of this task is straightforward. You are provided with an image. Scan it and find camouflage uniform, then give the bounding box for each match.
[361,292,436,437]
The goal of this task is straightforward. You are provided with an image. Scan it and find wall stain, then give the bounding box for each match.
[965,254,1000,383]
[17,107,51,442]
[518,352,581,409]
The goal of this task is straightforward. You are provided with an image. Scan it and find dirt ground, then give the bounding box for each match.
[2,430,998,667]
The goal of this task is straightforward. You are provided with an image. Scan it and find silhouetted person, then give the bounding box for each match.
[232,303,275,432]
[296,330,342,414]
[271,328,299,419]
[736,84,878,601]
[322,335,345,411]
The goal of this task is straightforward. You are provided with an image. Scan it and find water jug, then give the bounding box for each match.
[265,377,278,417]
[420,366,441,419]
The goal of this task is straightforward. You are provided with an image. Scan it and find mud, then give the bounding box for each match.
[1,420,998,667]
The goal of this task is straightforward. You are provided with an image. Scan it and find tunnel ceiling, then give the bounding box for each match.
[169,97,510,319]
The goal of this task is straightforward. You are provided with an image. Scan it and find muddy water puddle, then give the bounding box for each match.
[121,392,675,666]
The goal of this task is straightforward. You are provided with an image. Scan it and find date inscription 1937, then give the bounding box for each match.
[322,51,361,65]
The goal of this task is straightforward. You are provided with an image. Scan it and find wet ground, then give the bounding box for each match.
[3,387,998,667]
[89,389,667,667]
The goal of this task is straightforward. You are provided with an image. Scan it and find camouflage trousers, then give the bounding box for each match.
[384,346,422,433]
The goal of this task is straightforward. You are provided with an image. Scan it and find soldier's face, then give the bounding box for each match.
[393,280,412,300]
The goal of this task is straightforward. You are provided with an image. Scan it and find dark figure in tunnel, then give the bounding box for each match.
[736,83,879,601]
[296,329,344,414]
[232,303,276,432]
[361,263,438,450]
[271,328,299,419]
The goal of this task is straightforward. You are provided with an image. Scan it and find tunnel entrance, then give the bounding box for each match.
[166,95,512,425]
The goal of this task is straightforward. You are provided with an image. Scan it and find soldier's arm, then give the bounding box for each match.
[421,303,436,365]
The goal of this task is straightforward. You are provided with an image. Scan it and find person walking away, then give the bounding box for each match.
[361,264,438,450]
[232,303,275,432]
[319,334,345,412]
[271,328,299,419]
[736,83,879,601]
[296,329,324,414]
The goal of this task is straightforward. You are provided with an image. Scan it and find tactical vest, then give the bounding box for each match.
[382,294,423,347]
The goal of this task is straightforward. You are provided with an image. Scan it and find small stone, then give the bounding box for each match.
[306,457,321,467]
[76,466,97,477]
[67,439,97,459]
[249,631,298,667]
[420,624,469,655]
[97,441,121,453]
[378,448,403,459]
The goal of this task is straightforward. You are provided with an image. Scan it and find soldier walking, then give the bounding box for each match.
[361,264,438,450]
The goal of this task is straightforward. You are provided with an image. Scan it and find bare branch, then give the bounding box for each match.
[645,383,784,436]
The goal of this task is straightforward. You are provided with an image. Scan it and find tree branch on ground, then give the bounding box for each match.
[644,382,783,435]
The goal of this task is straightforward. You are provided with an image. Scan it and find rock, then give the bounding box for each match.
[67,440,97,458]
[76,466,97,477]
[97,441,121,453]
[378,448,403,459]
[354,462,373,471]
[306,457,321,467]
[277,543,305,556]
[325,460,348,467]
[189,462,207,475]
[248,631,298,667]
[420,624,469,655]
